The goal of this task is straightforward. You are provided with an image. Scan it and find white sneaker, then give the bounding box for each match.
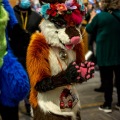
[99,104,112,113]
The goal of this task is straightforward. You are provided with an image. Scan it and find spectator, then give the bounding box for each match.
[86,0,104,92]
[13,0,42,35]
[10,0,42,116]
[86,0,120,113]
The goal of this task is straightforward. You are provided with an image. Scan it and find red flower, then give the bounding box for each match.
[47,4,58,17]
[50,4,57,10]
[47,9,57,16]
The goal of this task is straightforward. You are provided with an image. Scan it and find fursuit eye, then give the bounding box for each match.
[76,24,80,28]
[55,31,58,33]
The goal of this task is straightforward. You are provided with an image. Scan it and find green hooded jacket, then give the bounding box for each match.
[86,10,120,66]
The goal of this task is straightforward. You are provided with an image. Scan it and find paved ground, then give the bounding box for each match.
[1,71,120,120]
[78,71,120,120]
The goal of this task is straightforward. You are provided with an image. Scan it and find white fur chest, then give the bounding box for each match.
[49,47,76,75]
[37,47,80,119]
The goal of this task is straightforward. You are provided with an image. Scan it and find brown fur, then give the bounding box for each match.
[65,26,80,38]
[26,33,51,107]
[74,41,85,64]
[27,32,85,108]
[33,106,81,120]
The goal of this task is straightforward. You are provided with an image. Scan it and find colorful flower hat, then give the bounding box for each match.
[40,0,85,27]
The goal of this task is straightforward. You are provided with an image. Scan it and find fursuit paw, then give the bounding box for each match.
[79,61,95,82]
[65,61,81,83]
[35,78,54,92]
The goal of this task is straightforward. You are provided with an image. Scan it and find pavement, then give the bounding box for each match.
[1,71,120,120]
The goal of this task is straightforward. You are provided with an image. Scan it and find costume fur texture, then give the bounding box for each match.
[27,21,84,119]
[0,0,30,107]
[26,0,93,119]
[0,3,8,67]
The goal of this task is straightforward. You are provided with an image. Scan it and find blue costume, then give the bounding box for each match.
[0,0,30,119]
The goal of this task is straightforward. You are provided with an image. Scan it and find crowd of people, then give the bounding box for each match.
[0,0,120,119]
[83,0,120,113]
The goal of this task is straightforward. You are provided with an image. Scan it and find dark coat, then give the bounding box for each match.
[10,5,42,68]
[86,10,120,66]
[14,5,42,34]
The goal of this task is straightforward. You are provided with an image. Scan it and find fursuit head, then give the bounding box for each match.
[26,0,95,120]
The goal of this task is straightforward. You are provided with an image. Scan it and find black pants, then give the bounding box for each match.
[0,104,19,120]
[18,58,30,114]
[99,65,120,106]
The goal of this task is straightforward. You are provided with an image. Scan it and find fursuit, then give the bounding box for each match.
[26,0,95,120]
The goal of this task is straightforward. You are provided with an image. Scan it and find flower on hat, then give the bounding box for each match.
[56,3,67,14]
[79,1,85,11]
[40,0,85,26]
[40,3,50,19]
[47,4,57,17]
[65,0,77,10]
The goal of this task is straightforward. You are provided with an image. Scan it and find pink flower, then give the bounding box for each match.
[56,3,67,14]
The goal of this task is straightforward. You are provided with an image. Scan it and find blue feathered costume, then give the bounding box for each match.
[0,0,30,119]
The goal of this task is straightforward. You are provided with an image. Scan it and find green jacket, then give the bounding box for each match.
[86,10,120,66]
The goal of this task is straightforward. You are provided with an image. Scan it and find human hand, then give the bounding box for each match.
[89,9,97,23]
[90,9,97,19]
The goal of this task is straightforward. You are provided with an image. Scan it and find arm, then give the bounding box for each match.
[35,62,81,92]
[35,61,95,92]
[3,0,18,28]
[27,33,95,92]
[88,9,97,23]
[86,13,98,34]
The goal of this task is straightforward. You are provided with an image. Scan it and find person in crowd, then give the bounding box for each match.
[13,0,42,35]
[10,0,42,116]
[84,0,104,92]
[0,0,30,119]
[86,0,120,113]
